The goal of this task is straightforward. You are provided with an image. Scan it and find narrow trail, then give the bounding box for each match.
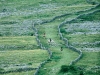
[37,17,79,75]
[33,4,100,75]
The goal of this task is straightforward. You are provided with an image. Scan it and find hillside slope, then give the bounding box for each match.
[0,0,100,75]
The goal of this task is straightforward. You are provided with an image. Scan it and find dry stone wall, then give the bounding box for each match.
[33,4,100,75]
[32,23,52,75]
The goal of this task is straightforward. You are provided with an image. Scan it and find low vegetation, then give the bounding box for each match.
[0,36,39,50]
[0,0,100,75]
[60,4,100,75]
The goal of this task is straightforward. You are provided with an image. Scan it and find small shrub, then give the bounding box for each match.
[60,29,66,33]
[96,43,100,47]
[69,65,76,72]
[28,62,32,65]
[52,55,61,62]
[47,59,52,61]
[60,65,77,73]
[30,33,34,36]
[91,2,96,5]
[0,34,3,36]
[2,8,7,12]
[0,68,4,72]
[60,65,69,73]
[80,71,84,75]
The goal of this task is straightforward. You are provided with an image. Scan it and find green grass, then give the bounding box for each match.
[65,34,100,44]
[76,51,100,67]
[0,49,48,74]
[0,36,39,50]
[0,70,36,75]
[0,0,95,36]
[0,36,49,75]
[60,5,100,75]
[0,0,100,75]
[35,2,100,74]
[35,15,79,75]
[0,36,36,45]
[74,51,100,75]
[79,10,100,21]
[38,48,79,75]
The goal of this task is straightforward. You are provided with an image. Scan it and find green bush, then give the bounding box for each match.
[28,62,32,65]
[80,71,84,75]
[60,65,77,73]
[69,65,76,72]
[0,34,3,36]
[60,29,66,33]
[0,68,4,72]
[47,59,52,61]
[60,65,69,73]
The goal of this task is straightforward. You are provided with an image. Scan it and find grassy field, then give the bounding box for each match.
[0,36,49,75]
[0,50,48,75]
[60,5,100,75]
[0,36,39,50]
[0,0,94,36]
[36,18,79,75]
[1,70,36,75]
[0,0,100,75]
